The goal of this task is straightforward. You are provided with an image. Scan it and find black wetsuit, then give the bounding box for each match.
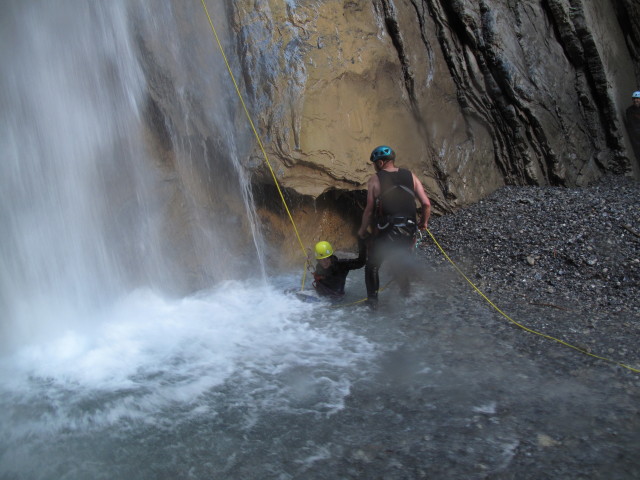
[626,104,640,160]
[313,239,366,298]
[365,168,417,301]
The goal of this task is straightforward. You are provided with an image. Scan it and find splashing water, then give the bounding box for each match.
[0,282,377,476]
[0,2,378,477]
[6,3,637,480]
[0,1,263,348]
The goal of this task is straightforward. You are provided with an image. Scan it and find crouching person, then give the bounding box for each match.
[313,238,366,299]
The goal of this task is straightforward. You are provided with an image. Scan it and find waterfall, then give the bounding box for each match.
[0,0,265,351]
[0,4,380,478]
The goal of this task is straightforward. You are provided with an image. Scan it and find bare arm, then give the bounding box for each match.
[358,175,380,238]
[412,173,431,229]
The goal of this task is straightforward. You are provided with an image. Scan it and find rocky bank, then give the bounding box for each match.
[286,174,640,480]
[419,174,639,372]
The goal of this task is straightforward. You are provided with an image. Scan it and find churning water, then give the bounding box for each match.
[3,2,637,479]
[0,2,379,478]
[0,279,381,479]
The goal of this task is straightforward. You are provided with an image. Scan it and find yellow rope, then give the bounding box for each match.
[200,0,310,289]
[425,229,640,374]
[200,2,637,374]
[329,279,394,308]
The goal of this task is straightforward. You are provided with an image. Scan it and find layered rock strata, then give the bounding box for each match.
[233,0,639,202]
[136,0,640,265]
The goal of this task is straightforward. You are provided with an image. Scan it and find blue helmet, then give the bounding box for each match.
[633,91,640,99]
[370,145,395,162]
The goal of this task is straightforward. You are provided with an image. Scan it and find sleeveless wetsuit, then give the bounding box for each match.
[375,168,417,228]
[366,168,418,301]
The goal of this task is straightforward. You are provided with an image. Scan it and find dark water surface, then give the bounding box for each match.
[1,266,638,480]
[1,2,637,478]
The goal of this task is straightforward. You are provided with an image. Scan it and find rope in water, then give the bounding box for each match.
[199,1,638,374]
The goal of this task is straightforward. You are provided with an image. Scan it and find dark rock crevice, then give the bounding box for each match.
[407,0,459,204]
[377,0,451,202]
[377,0,420,121]
[568,0,628,173]
[414,0,510,198]
[614,0,640,82]
[418,0,637,189]
[422,0,530,184]
[542,0,585,67]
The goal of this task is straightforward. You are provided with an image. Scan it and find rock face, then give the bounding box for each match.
[136,0,640,265]
[231,0,639,204]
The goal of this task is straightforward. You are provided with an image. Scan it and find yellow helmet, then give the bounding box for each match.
[314,241,334,260]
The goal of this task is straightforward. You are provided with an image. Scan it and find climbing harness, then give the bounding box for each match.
[200,1,638,374]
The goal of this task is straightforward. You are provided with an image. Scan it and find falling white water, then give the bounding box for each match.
[0,4,635,479]
[0,1,155,348]
[0,1,267,350]
[0,4,380,479]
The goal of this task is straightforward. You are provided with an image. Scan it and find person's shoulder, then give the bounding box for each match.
[400,167,416,179]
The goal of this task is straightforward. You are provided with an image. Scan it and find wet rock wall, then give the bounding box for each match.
[135,0,640,264]
[229,1,639,205]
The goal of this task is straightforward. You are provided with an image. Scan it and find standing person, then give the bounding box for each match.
[357,146,431,309]
[626,91,640,161]
[312,238,366,299]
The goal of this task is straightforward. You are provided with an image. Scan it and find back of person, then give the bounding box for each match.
[375,168,417,244]
[358,145,432,308]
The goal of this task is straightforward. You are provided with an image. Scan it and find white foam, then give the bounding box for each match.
[0,281,376,438]
[472,401,497,415]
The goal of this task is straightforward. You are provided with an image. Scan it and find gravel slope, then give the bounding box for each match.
[419,175,640,372]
